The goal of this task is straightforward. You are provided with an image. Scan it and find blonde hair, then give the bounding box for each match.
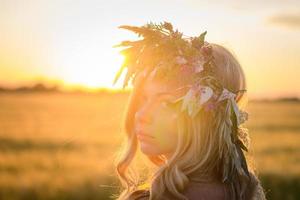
[113,43,266,200]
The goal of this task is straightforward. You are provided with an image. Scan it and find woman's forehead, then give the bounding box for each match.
[141,75,189,97]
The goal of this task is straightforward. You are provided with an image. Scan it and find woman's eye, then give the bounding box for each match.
[161,100,173,108]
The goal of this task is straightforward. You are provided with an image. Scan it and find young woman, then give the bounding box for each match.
[112,22,267,200]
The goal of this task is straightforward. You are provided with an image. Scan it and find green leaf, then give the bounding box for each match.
[112,40,145,48]
[122,65,134,89]
[190,104,202,118]
[236,139,248,152]
[163,21,174,33]
[117,25,144,37]
[236,143,250,177]
[181,89,194,112]
[198,31,207,45]
[112,62,127,86]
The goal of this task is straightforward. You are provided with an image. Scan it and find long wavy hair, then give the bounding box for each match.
[113,43,266,200]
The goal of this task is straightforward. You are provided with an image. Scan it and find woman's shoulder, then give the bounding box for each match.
[126,181,229,200]
[125,174,266,200]
[183,172,267,200]
[182,180,229,200]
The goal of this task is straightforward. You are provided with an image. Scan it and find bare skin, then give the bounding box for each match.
[134,73,189,160]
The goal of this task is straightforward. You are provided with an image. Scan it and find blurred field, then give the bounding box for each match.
[0,92,299,200]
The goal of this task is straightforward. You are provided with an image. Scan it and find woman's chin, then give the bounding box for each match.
[139,142,161,156]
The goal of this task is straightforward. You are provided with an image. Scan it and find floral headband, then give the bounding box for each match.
[112,21,251,182]
[112,21,248,123]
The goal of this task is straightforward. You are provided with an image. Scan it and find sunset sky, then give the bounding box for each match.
[0,0,299,99]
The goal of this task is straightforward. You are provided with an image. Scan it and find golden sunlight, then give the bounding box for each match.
[54,48,126,91]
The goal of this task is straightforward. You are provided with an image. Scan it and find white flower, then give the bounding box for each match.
[217,88,236,102]
[194,63,204,73]
[181,88,195,112]
[175,56,188,65]
[181,85,214,117]
[192,58,205,73]
[198,86,214,105]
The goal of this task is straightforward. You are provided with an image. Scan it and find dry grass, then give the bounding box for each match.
[0,92,299,199]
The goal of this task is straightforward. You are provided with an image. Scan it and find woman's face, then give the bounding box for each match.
[134,75,187,159]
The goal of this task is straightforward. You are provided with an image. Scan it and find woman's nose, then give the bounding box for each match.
[134,103,153,125]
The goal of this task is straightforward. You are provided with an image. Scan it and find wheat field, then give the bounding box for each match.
[0,92,299,200]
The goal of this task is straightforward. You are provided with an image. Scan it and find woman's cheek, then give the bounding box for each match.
[151,109,178,152]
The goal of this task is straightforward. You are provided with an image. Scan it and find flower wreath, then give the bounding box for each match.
[113,21,251,182]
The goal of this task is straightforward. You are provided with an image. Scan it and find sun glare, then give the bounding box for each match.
[53,46,127,91]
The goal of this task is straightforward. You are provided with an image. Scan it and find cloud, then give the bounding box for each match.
[267,12,300,29]
[186,0,300,10]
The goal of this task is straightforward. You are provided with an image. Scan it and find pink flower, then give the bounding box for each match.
[180,64,193,74]
[175,56,188,65]
[204,102,217,111]
[190,55,206,74]
[201,43,212,56]
[192,59,205,73]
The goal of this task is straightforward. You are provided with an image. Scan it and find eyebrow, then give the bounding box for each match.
[142,85,191,99]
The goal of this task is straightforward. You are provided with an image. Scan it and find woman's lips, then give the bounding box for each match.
[136,132,155,141]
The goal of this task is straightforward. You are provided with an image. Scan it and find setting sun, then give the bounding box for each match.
[55,48,125,91]
[0,0,299,99]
